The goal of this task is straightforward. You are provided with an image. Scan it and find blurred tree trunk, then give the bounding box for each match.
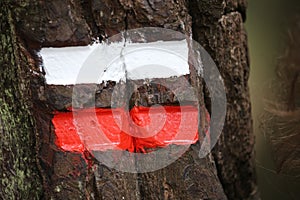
[0,0,258,199]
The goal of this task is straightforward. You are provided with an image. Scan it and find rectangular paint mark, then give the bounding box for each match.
[52,108,133,152]
[52,106,199,153]
[39,40,190,85]
[131,106,199,152]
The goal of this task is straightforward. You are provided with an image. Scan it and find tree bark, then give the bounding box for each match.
[0,0,258,199]
[189,1,258,199]
[0,2,42,199]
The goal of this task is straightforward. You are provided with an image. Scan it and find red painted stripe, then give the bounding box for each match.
[130,106,198,152]
[52,112,85,152]
[52,106,199,153]
[53,108,133,152]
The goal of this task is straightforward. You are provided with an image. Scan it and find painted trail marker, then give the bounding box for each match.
[52,106,199,153]
[39,40,190,85]
[37,27,225,173]
[40,39,202,154]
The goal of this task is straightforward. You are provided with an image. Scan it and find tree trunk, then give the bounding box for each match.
[0,0,258,199]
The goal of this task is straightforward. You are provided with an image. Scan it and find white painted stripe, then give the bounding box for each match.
[39,40,190,85]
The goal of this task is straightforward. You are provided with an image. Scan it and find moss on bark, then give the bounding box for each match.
[0,2,42,199]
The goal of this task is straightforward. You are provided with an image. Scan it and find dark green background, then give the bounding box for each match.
[246,0,299,199]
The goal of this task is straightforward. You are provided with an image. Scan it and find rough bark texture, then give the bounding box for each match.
[0,2,42,199]
[189,0,258,199]
[0,0,257,199]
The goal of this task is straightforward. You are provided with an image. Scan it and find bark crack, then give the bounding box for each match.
[80,0,103,42]
[146,0,156,11]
